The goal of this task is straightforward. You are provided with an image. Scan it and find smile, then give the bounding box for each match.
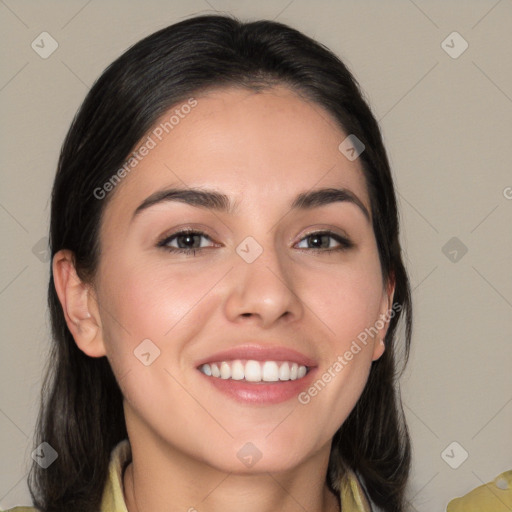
[199,360,309,382]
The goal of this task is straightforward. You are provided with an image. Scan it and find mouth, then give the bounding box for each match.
[199,359,309,382]
[195,346,317,404]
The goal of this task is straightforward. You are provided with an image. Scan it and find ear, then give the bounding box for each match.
[371,271,396,361]
[52,249,106,358]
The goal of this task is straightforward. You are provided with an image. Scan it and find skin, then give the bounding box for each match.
[53,85,395,512]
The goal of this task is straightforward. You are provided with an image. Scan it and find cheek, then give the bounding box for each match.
[294,251,383,421]
[99,257,205,339]
[301,254,384,351]
[97,255,227,378]
[96,259,215,432]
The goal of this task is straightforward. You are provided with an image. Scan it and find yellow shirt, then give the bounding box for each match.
[5,439,511,511]
[446,469,512,512]
[2,438,373,512]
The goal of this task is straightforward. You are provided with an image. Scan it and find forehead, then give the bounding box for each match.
[103,85,371,223]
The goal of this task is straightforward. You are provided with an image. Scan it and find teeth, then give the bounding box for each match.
[245,360,261,382]
[211,363,220,378]
[231,360,244,380]
[220,362,231,379]
[262,361,279,382]
[279,362,290,380]
[199,359,309,382]
[290,363,298,380]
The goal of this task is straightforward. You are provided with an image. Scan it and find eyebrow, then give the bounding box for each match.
[131,186,371,223]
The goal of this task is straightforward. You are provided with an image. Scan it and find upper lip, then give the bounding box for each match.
[195,344,317,368]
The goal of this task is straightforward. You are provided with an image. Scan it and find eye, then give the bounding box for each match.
[157,229,217,256]
[157,229,353,257]
[295,231,353,253]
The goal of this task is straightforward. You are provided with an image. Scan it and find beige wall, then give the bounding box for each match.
[1,1,511,510]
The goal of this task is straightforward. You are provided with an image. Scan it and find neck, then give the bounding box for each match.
[122,438,340,512]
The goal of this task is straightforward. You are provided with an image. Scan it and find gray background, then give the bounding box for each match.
[1,1,511,510]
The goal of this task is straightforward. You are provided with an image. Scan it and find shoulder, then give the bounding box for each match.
[446,469,512,511]
[1,508,40,512]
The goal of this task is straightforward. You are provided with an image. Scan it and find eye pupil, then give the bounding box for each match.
[160,229,349,255]
[178,234,200,248]
[310,234,329,248]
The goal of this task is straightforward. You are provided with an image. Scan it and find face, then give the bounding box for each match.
[64,85,394,474]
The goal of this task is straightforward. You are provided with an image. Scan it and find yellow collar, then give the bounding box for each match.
[100,439,372,512]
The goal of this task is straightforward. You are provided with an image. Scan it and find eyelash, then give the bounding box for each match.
[157,229,354,257]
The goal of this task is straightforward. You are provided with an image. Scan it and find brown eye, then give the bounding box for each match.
[157,230,216,255]
[296,231,353,253]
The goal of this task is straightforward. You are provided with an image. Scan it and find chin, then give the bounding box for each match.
[208,451,308,475]
[227,436,316,474]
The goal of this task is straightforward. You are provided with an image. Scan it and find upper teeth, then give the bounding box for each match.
[200,360,308,382]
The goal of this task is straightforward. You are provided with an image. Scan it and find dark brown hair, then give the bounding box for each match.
[29,14,412,511]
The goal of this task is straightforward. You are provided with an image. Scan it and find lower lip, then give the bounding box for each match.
[198,368,317,404]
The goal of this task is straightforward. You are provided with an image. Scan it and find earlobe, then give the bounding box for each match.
[372,338,386,361]
[372,273,396,361]
[52,249,106,358]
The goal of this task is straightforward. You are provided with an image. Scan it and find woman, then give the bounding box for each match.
[10,14,414,512]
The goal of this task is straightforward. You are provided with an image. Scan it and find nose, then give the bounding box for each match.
[222,240,304,329]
